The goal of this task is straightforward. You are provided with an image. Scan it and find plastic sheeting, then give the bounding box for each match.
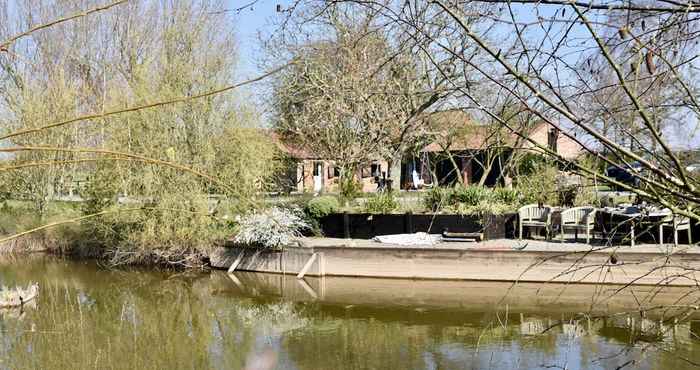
[373,232,442,246]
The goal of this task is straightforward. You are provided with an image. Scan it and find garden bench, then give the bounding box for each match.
[518,204,553,240]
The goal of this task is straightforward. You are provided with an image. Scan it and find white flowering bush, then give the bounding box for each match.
[0,282,39,307]
[233,207,310,249]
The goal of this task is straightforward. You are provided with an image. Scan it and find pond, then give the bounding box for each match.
[1,255,699,369]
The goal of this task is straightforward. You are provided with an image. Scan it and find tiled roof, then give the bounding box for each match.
[268,131,316,159]
[420,110,522,152]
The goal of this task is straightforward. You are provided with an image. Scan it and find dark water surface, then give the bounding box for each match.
[1,255,700,369]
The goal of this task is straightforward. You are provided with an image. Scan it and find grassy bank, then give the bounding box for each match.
[0,200,82,254]
[0,199,232,268]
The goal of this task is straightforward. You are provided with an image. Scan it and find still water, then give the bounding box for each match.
[1,255,700,369]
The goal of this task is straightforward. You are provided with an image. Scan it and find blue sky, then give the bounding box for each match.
[231,0,286,80]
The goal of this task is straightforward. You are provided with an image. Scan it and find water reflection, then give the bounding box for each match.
[0,255,699,369]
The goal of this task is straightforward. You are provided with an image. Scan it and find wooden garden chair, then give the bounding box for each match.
[518,204,553,240]
[659,213,692,245]
[559,206,596,244]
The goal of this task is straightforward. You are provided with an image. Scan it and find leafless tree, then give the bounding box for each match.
[266,2,496,192]
[271,0,700,218]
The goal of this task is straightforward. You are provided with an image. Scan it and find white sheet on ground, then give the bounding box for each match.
[373,232,442,246]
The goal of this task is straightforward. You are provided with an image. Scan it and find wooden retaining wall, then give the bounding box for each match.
[210,244,700,286]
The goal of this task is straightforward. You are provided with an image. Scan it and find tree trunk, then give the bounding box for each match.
[478,151,496,186]
[387,153,403,190]
[443,149,464,186]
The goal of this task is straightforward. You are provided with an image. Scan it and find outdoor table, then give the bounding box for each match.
[596,207,671,246]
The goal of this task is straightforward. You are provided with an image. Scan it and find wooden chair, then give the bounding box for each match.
[559,206,596,244]
[659,214,692,245]
[518,204,553,240]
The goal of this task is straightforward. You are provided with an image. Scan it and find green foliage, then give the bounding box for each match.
[492,187,519,205]
[364,192,399,214]
[423,186,451,212]
[558,182,601,208]
[517,153,549,176]
[572,156,603,207]
[305,196,340,219]
[558,185,579,207]
[515,161,559,205]
[574,185,601,207]
[452,200,516,216]
[450,185,491,206]
[448,186,518,216]
[423,185,520,215]
[577,153,607,174]
[0,200,81,244]
[0,2,280,267]
[80,163,120,217]
[418,160,599,215]
[98,193,229,266]
[211,128,280,203]
[339,172,362,200]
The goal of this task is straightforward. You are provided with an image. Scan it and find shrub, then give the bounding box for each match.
[364,192,399,214]
[558,184,579,207]
[517,153,549,176]
[451,185,491,206]
[305,196,340,219]
[574,185,601,207]
[571,156,603,207]
[514,161,559,205]
[423,186,450,212]
[339,174,362,200]
[233,207,310,249]
[451,200,516,216]
[492,187,520,205]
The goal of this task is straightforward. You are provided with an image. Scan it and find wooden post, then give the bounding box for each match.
[297,278,318,299]
[227,273,244,291]
[227,250,245,273]
[317,252,325,277]
[297,253,318,279]
[405,212,414,234]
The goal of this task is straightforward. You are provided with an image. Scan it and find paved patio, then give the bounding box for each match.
[298,236,700,255]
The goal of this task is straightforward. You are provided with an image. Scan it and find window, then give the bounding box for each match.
[361,166,372,178]
[327,166,341,179]
[371,163,382,177]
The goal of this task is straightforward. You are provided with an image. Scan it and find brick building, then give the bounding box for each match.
[272,112,584,193]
